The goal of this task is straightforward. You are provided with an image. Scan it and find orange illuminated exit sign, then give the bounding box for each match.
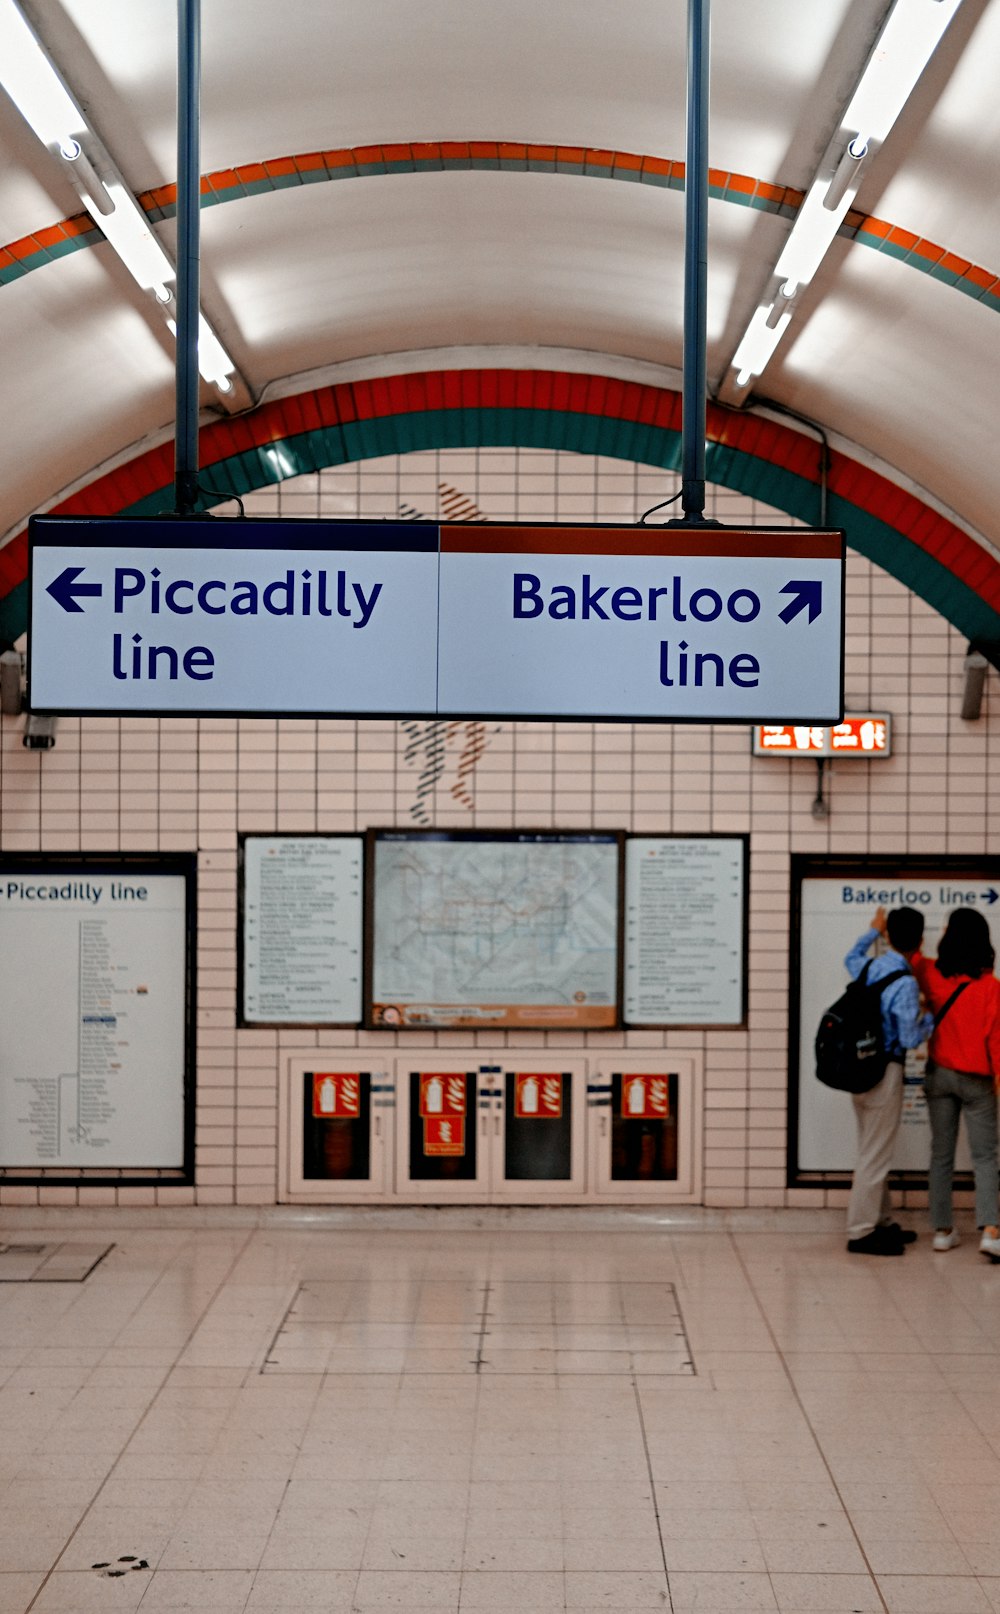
[753,714,891,757]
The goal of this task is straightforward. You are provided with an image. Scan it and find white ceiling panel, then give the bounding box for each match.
[0,0,998,568]
[770,248,998,539]
[861,0,1000,266]
[0,249,173,528]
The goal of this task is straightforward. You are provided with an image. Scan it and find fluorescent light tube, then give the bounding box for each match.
[196,316,235,390]
[842,0,963,147]
[771,185,852,295]
[724,0,964,394]
[166,316,235,389]
[60,140,115,216]
[769,0,963,296]
[730,306,793,384]
[823,137,869,212]
[0,0,237,392]
[97,180,176,301]
[0,0,82,150]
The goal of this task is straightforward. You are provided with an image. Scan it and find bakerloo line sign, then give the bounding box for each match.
[27,517,845,722]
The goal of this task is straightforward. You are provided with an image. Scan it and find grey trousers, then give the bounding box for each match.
[847,1061,903,1241]
[923,1062,999,1230]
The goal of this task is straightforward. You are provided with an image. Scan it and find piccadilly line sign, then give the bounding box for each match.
[27,516,845,722]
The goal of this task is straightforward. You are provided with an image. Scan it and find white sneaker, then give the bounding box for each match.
[979,1227,1000,1258]
[933,1229,961,1251]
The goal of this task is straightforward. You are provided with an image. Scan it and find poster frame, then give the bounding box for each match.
[364,827,626,1031]
[622,832,749,1029]
[0,851,196,1186]
[788,853,1000,1189]
[237,832,365,1028]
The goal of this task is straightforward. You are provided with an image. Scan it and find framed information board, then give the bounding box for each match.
[367,830,623,1029]
[623,836,747,1026]
[239,835,364,1025]
[790,856,1000,1184]
[0,854,195,1184]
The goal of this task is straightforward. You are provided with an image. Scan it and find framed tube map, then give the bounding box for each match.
[367,830,623,1029]
[0,854,195,1183]
[791,856,1000,1182]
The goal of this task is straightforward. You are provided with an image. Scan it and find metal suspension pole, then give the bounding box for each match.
[174,0,201,515]
[680,0,710,523]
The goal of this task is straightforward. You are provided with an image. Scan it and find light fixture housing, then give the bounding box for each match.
[22,711,57,749]
[0,0,236,390]
[723,0,964,401]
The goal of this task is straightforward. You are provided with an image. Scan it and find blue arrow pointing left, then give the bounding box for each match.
[46,566,103,613]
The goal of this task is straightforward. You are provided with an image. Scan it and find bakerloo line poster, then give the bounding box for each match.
[792,860,1000,1180]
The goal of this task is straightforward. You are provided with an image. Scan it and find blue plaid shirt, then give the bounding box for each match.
[844,928,933,1060]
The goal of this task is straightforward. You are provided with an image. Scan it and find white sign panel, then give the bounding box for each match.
[624,837,745,1025]
[0,867,189,1172]
[436,526,843,720]
[29,518,844,722]
[242,836,363,1024]
[797,871,1000,1173]
[29,519,440,714]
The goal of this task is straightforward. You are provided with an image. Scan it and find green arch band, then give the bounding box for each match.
[152,408,1000,657]
[5,400,998,662]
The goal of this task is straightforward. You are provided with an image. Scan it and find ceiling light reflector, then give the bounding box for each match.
[0,0,238,393]
[722,0,965,398]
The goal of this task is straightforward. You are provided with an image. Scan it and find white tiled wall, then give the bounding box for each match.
[1,449,996,1209]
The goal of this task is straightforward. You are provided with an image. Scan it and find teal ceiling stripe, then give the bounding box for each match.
[4,148,999,315]
[0,580,26,644]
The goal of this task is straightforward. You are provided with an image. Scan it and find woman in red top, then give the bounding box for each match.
[915,908,1000,1257]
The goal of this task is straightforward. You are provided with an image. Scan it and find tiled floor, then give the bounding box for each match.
[2,1212,1000,1613]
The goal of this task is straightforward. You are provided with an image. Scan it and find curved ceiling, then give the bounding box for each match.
[1,0,999,645]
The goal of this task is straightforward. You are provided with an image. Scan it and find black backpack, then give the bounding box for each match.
[815,960,909,1093]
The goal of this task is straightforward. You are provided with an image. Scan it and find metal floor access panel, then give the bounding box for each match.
[0,1241,113,1281]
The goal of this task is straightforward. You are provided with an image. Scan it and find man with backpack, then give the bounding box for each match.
[843,905,933,1255]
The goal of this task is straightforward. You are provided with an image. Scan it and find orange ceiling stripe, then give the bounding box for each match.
[2,142,999,314]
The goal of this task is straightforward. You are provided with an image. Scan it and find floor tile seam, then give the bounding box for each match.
[31,1229,262,1608]
[246,1322,344,1598]
[473,1278,493,1373]
[243,1362,392,1614]
[624,1259,675,1613]
[21,1370,179,1599]
[263,1280,324,1371]
[724,1231,921,1614]
[456,1358,489,1584]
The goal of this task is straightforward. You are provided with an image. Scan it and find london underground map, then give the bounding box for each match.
[370,832,620,1028]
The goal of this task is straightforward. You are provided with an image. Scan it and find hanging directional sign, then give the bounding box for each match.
[435,524,843,720]
[28,516,844,721]
[29,516,439,716]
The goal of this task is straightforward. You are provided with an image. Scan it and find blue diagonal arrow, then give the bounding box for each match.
[778,579,823,624]
[46,566,103,613]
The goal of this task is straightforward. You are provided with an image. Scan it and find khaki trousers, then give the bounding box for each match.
[847,1060,904,1241]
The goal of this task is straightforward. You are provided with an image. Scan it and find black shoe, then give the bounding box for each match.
[847,1225,905,1256]
[882,1221,917,1244]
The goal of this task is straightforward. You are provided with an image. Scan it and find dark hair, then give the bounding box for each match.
[886,906,925,954]
[936,907,996,978]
